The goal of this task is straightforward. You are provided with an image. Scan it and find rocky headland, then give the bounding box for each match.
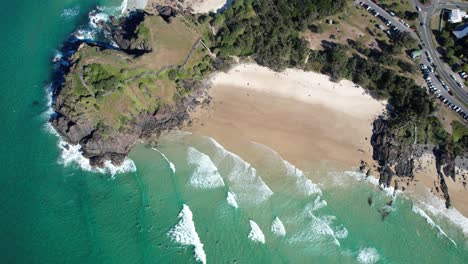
[50,8,212,167]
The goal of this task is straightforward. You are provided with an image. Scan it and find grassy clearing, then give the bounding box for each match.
[136,15,200,69]
[303,3,393,50]
[378,0,415,16]
[60,14,201,133]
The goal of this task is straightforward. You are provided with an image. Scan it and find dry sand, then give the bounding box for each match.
[187,63,386,170]
[410,153,468,216]
[186,63,468,217]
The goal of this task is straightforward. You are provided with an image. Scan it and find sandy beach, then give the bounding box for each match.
[410,153,468,216]
[186,63,468,218]
[187,63,385,170]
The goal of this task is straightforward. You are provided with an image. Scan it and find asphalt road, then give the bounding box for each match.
[358,0,467,115]
[414,0,468,109]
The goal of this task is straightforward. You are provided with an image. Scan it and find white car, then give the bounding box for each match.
[416,6,421,12]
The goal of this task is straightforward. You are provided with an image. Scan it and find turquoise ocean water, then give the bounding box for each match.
[0,0,467,263]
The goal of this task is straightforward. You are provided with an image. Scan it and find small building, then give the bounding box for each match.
[452,23,468,39]
[410,50,423,59]
[448,9,467,23]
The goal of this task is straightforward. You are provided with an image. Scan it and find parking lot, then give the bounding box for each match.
[358,0,468,122]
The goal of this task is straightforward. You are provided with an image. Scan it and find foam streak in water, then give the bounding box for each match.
[417,194,468,238]
[248,220,265,244]
[205,137,273,204]
[271,217,286,236]
[187,147,225,189]
[168,204,206,264]
[226,191,238,209]
[152,148,176,174]
[284,161,322,196]
[412,205,457,246]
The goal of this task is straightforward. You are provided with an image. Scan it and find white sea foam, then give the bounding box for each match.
[335,225,349,239]
[417,194,468,238]
[89,11,110,28]
[357,247,380,264]
[412,205,458,245]
[61,5,80,19]
[187,147,225,189]
[74,29,96,41]
[271,217,286,237]
[248,220,266,244]
[168,204,206,264]
[289,208,340,246]
[344,170,400,197]
[122,0,148,13]
[205,137,273,204]
[152,148,176,174]
[58,140,136,176]
[120,0,129,14]
[226,191,238,209]
[284,160,322,196]
[312,196,328,211]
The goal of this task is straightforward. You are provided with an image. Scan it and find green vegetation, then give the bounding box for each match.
[453,121,468,142]
[378,0,416,20]
[207,0,466,155]
[211,0,346,71]
[59,14,205,136]
[435,23,468,73]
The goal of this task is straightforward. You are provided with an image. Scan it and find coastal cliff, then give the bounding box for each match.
[371,117,466,208]
[50,9,211,167]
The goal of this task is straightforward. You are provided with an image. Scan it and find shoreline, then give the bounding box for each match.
[185,63,468,219]
[186,63,384,170]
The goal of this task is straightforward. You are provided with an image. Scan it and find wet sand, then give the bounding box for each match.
[186,64,385,170]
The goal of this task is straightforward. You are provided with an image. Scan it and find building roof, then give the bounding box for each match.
[411,50,423,58]
[453,23,468,39]
[449,9,467,23]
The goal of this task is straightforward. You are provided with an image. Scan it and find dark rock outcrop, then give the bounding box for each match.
[371,118,414,179]
[370,117,459,209]
[106,10,152,55]
[154,4,178,22]
[49,9,209,168]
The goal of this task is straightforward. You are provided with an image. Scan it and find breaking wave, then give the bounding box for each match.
[284,160,322,196]
[152,148,176,174]
[58,140,136,176]
[168,204,206,264]
[248,220,265,244]
[226,191,238,209]
[344,170,400,197]
[289,204,341,246]
[187,147,225,189]
[357,247,380,264]
[205,137,273,204]
[412,205,457,246]
[271,217,286,237]
[312,195,328,211]
[335,225,348,239]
